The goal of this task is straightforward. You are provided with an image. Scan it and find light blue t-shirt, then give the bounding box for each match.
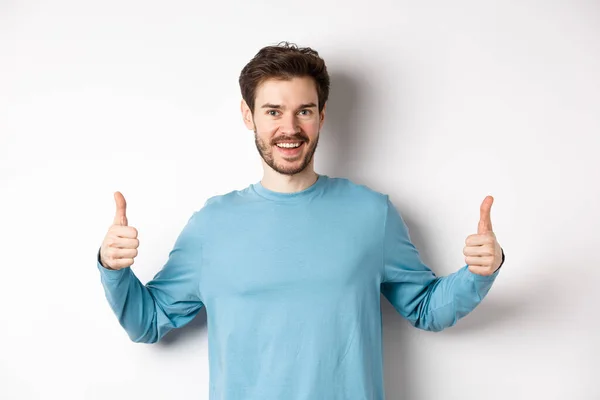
[96,174,500,399]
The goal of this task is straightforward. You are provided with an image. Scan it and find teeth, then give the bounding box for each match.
[276,142,301,148]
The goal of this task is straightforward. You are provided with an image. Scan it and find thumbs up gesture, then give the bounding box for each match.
[99,191,140,270]
[463,196,504,276]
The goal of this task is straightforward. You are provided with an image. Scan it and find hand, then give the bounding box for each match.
[463,196,503,276]
[99,191,139,270]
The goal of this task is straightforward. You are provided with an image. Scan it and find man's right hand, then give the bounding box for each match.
[100,191,139,270]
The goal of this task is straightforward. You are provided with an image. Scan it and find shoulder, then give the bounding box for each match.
[202,189,247,209]
[187,186,252,225]
[326,176,389,207]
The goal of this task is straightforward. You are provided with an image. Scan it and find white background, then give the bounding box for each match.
[1,0,599,399]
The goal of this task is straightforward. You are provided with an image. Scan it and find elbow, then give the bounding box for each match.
[414,318,454,332]
[414,303,459,332]
[129,330,159,344]
[426,318,456,332]
[122,320,160,344]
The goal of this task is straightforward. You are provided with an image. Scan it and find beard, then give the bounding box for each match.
[254,129,319,176]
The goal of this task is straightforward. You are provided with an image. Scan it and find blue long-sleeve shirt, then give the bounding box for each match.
[96,174,500,399]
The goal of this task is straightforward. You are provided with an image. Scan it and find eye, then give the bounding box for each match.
[298,109,312,116]
[267,110,280,116]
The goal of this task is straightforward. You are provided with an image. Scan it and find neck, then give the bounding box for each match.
[260,163,319,194]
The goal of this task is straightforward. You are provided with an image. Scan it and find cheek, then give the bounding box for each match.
[253,116,278,133]
[300,120,320,134]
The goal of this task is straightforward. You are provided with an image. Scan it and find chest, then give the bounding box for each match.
[197,204,382,302]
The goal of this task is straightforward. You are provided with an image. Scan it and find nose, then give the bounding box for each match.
[280,113,300,135]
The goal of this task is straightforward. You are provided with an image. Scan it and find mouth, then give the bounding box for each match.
[273,141,305,158]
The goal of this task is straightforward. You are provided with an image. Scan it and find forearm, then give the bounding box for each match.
[97,251,162,343]
[411,265,498,332]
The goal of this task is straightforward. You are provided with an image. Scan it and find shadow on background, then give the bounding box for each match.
[317,68,371,181]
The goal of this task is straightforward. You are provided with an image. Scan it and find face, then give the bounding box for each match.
[242,76,326,176]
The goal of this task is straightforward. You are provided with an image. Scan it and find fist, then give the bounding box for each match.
[464,196,503,276]
[100,191,139,270]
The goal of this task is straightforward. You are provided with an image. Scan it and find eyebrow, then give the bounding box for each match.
[260,102,317,110]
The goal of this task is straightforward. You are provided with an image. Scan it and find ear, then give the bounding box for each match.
[241,99,254,130]
[319,102,327,130]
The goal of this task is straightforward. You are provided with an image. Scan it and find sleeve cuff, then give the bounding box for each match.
[469,265,501,282]
[96,247,128,280]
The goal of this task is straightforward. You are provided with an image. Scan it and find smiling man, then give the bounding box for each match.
[97,41,505,400]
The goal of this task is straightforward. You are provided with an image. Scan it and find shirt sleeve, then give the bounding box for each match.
[96,211,204,343]
[380,196,499,332]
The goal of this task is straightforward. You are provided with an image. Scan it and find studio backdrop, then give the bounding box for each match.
[1,0,598,399]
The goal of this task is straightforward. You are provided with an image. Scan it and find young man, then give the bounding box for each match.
[97,42,505,400]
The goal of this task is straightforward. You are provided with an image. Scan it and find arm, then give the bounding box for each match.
[380,196,502,332]
[97,212,204,343]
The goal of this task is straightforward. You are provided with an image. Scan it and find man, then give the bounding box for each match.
[97,41,505,400]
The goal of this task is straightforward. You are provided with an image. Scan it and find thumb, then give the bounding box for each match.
[113,191,128,226]
[478,195,494,234]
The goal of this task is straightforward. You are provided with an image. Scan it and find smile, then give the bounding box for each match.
[275,142,302,148]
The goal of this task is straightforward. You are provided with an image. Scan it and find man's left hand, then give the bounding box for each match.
[463,196,504,276]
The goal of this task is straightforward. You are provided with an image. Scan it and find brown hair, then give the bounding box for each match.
[239,41,330,114]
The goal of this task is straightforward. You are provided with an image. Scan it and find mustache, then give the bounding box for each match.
[270,133,309,145]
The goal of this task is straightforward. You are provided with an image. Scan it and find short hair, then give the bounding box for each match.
[239,41,330,113]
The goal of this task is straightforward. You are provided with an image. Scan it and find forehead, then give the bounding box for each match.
[255,76,318,105]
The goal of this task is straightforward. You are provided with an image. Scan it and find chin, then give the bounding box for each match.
[273,160,309,176]
[275,165,307,176]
